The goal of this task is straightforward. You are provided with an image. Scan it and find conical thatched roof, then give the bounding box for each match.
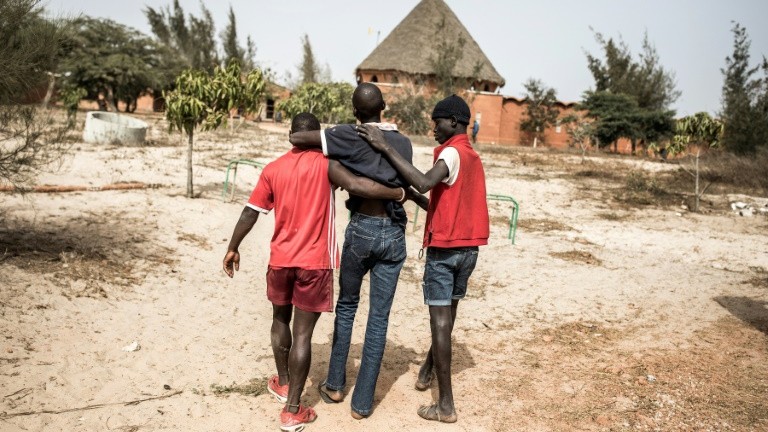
[357,0,505,87]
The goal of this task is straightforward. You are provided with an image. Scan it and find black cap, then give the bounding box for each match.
[431,94,470,125]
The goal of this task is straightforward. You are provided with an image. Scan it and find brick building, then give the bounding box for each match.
[356,0,583,149]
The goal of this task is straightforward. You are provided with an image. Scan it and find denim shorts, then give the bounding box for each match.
[422,246,479,306]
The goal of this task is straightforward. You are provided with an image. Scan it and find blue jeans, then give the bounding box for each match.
[325,213,406,416]
[422,246,479,306]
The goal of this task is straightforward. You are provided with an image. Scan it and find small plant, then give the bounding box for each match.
[59,84,87,128]
[665,112,724,211]
[164,61,266,198]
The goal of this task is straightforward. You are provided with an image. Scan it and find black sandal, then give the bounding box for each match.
[317,381,343,404]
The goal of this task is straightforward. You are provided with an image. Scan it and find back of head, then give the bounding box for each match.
[291,112,321,133]
[431,94,470,125]
[352,82,385,119]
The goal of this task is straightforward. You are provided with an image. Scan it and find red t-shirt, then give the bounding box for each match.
[247,148,339,269]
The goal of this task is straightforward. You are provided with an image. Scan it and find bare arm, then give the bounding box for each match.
[223,206,260,278]
[288,130,322,148]
[356,124,448,194]
[328,160,405,201]
[407,187,429,210]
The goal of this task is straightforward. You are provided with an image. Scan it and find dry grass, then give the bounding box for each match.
[210,377,268,397]
[177,232,211,250]
[519,218,574,232]
[485,317,768,431]
[550,250,602,266]
[0,213,176,298]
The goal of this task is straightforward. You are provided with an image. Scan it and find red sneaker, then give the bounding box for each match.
[267,375,288,403]
[280,405,317,432]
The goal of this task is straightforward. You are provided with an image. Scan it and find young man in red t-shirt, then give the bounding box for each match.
[223,113,408,432]
[357,95,490,424]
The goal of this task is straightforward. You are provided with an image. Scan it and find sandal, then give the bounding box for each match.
[317,381,343,404]
[417,404,457,423]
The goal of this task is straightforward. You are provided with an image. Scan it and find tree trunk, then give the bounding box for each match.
[187,130,194,198]
[41,74,56,109]
[694,149,700,212]
[533,135,538,148]
[631,138,636,155]
[106,87,118,112]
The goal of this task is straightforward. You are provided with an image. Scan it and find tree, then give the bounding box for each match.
[277,82,354,124]
[429,15,466,98]
[580,91,640,151]
[520,79,560,147]
[220,5,255,70]
[561,115,594,163]
[144,0,219,72]
[720,22,767,154]
[387,87,433,135]
[587,30,679,110]
[427,14,484,98]
[666,112,724,211]
[59,17,179,112]
[0,0,71,188]
[584,30,678,153]
[165,61,266,198]
[299,34,319,85]
[0,0,67,103]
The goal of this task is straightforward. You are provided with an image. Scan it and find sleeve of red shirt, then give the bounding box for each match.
[246,167,274,213]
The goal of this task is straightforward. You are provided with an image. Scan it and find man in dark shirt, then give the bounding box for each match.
[290,83,421,419]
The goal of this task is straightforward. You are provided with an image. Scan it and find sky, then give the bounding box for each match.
[45,0,768,117]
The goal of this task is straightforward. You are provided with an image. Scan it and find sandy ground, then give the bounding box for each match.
[1,119,767,432]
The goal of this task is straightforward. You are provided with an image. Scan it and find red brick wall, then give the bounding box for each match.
[468,93,503,144]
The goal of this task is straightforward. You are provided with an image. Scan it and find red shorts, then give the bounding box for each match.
[266,266,333,313]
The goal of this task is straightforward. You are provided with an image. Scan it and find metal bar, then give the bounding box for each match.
[222,159,266,202]
[409,194,519,244]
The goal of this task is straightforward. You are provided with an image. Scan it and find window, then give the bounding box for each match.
[483,84,490,92]
[266,99,275,119]
[371,75,378,83]
[392,74,398,84]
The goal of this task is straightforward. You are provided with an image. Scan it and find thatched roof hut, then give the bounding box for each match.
[356,0,505,90]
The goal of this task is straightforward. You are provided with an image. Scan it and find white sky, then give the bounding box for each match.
[45,0,768,116]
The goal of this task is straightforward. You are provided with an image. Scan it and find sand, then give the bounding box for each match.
[1,119,766,431]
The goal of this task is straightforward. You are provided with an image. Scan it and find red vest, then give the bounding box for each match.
[423,134,490,248]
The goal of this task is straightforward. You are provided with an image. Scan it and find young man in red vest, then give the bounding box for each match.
[357,95,489,424]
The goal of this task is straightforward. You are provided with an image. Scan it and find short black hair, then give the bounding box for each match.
[352,83,385,118]
[291,112,321,132]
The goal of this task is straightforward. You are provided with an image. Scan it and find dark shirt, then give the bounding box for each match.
[323,124,413,226]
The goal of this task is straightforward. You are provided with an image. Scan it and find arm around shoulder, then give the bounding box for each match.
[327,160,403,200]
[289,130,322,148]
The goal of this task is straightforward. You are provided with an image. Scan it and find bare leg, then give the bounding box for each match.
[272,304,293,386]
[286,307,321,413]
[418,301,458,387]
[428,300,459,418]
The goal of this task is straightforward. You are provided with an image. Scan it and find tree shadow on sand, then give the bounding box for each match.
[306,332,476,412]
[714,296,768,335]
[0,213,174,297]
